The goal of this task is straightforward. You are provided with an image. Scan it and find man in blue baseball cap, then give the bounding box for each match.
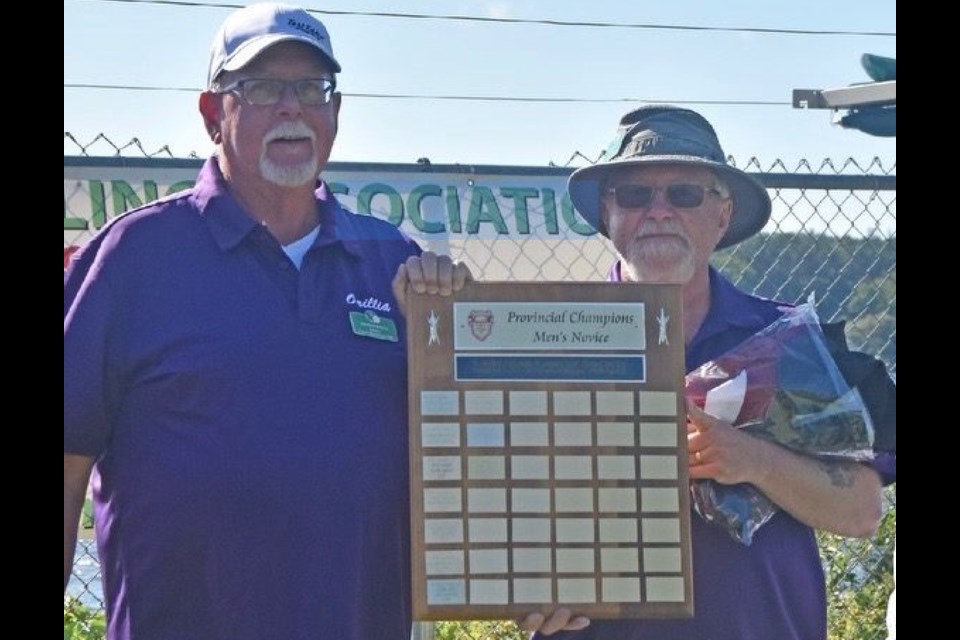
[525,105,895,639]
[64,4,467,639]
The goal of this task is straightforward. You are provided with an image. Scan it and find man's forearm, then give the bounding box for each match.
[748,439,882,537]
[64,453,95,591]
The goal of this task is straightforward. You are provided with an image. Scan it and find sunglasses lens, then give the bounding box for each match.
[666,184,705,208]
[611,184,711,209]
[615,185,654,208]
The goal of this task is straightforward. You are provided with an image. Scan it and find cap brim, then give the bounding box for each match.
[567,156,771,249]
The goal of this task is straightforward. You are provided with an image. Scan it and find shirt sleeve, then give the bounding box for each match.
[64,236,118,457]
[867,450,896,486]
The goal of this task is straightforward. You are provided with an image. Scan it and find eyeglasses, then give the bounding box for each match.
[606,183,726,209]
[219,78,336,107]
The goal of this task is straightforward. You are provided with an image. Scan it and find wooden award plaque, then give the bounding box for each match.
[407,281,693,620]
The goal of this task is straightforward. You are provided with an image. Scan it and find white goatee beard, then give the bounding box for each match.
[259,121,320,188]
[622,222,695,284]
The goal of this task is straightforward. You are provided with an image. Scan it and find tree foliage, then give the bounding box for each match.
[715,232,895,369]
[63,597,106,640]
[821,490,896,640]
[435,619,525,640]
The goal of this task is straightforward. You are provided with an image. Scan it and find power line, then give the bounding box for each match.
[81,0,896,38]
[349,94,787,106]
[64,83,791,106]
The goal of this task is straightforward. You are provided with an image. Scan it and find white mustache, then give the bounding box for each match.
[637,222,689,240]
[263,121,316,145]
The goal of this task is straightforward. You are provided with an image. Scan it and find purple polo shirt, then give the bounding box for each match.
[64,158,421,640]
[537,264,896,640]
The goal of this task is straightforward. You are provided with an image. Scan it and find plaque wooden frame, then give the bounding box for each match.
[407,281,693,620]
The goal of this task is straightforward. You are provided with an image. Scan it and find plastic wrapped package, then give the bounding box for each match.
[685,301,875,544]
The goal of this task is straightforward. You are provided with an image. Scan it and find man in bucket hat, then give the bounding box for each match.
[525,106,894,639]
[64,4,467,639]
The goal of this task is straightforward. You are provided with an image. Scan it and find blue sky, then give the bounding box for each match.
[64,0,896,168]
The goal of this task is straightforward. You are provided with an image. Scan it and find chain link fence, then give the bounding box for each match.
[64,136,895,639]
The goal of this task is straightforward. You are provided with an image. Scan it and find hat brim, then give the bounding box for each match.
[220,33,342,75]
[567,156,771,250]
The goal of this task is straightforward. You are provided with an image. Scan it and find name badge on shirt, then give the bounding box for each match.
[349,310,399,342]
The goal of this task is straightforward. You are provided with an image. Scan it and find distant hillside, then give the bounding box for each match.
[714,232,896,371]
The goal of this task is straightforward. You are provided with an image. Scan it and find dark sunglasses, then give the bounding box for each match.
[607,183,726,209]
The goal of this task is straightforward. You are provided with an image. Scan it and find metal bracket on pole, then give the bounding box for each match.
[792,80,896,110]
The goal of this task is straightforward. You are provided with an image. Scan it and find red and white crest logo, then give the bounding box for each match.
[467,310,495,341]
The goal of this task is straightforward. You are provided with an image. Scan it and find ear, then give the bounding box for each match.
[598,199,611,236]
[330,91,343,137]
[716,197,733,240]
[198,91,223,144]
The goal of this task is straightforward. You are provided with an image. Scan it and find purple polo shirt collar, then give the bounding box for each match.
[607,261,778,367]
[190,156,364,256]
[688,268,778,345]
